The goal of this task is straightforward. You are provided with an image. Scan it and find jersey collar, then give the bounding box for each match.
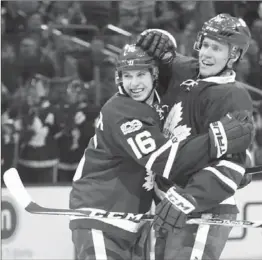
[200,70,236,84]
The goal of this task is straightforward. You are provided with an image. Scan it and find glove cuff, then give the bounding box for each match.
[209,121,228,158]
[165,186,196,214]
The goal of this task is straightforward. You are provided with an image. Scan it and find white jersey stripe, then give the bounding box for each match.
[204,166,238,191]
[145,139,172,171]
[163,142,179,179]
[91,229,108,260]
[190,213,212,260]
[216,160,245,176]
[220,195,236,205]
[73,154,86,181]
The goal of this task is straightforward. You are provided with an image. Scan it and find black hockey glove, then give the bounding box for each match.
[153,185,196,233]
[136,29,177,64]
[209,110,254,159]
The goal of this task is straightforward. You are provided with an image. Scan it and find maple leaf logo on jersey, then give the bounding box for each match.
[163,102,191,142]
[143,170,155,191]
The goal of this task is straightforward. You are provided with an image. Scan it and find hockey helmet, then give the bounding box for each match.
[194,13,251,60]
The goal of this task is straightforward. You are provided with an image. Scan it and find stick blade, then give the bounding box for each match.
[3,168,33,209]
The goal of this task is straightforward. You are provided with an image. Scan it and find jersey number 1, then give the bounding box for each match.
[127,130,156,159]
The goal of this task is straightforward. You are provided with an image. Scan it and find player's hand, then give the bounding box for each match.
[209,110,254,158]
[136,29,177,64]
[153,185,196,233]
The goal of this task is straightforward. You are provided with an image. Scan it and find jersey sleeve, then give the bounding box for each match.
[184,159,246,212]
[111,114,212,180]
[184,85,253,211]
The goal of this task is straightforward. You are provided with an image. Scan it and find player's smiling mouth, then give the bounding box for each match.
[201,60,214,66]
[131,88,144,93]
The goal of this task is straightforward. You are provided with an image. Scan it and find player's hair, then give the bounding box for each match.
[115,44,159,95]
[194,13,251,61]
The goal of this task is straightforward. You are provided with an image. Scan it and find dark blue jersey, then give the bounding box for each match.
[159,54,253,213]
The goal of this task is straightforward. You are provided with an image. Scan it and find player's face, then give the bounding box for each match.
[122,69,154,103]
[199,37,230,77]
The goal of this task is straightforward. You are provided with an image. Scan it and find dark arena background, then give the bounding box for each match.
[1,1,262,259]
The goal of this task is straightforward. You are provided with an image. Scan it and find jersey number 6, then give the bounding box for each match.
[127,130,156,159]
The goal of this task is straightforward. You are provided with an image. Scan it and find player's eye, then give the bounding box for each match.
[137,71,146,77]
[212,45,220,51]
[202,42,209,49]
[123,74,131,79]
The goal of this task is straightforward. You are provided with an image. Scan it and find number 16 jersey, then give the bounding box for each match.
[69,93,213,239]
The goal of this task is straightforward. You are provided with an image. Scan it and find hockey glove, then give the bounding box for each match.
[209,110,254,159]
[136,29,177,64]
[153,185,196,233]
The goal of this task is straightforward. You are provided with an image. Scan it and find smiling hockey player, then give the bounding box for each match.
[136,13,254,259]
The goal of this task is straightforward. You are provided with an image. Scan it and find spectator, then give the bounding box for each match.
[15,77,59,184]
[26,11,43,33]
[81,1,113,29]
[17,35,56,83]
[45,1,71,26]
[118,0,155,34]
[152,1,181,37]
[56,80,98,182]
[1,1,27,42]
[100,57,118,106]
[68,2,87,25]
[1,40,19,93]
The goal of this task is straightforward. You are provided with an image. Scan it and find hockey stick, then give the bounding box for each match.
[246,165,262,175]
[3,168,262,228]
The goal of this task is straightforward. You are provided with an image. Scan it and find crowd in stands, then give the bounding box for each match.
[1,1,262,184]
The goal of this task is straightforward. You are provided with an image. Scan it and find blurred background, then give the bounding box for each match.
[1,1,262,259]
[1,0,262,185]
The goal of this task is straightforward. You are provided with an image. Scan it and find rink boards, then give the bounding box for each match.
[2,180,262,260]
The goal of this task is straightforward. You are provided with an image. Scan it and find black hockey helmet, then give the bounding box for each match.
[194,13,251,61]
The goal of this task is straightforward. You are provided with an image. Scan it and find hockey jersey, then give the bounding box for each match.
[18,100,59,169]
[159,54,254,213]
[69,92,218,240]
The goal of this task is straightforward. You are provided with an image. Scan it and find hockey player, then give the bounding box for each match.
[136,14,254,259]
[69,43,253,260]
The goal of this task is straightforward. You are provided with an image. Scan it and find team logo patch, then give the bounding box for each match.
[163,102,191,143]
[180,79,198,91]
[120,120,143,135]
